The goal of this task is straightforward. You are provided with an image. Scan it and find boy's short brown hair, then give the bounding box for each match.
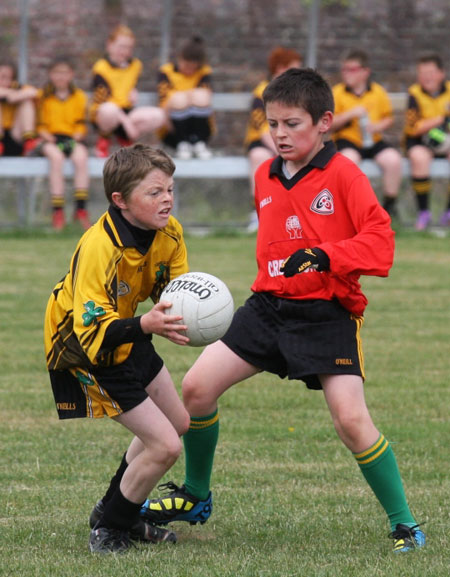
[103,144,176,204]
[263,67,334,124]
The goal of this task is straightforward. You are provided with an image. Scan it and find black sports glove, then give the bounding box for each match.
[280,247,330,278]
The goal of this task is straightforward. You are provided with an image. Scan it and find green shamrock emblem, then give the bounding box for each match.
[82,300,106,326]
[76,370,95,386]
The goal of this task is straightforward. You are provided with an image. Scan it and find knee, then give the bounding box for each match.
[182,372,212,415]
[332,408,367,447]
[155,434,183,468]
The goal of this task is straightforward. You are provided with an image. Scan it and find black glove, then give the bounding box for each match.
[280,247,330,278]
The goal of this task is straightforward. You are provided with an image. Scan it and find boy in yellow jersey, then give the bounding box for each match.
[332,50,402,219]
[90,25,166,158]
[404,53,450,230]
[44,144,190,554]
[244,46,303,231]
[158,36,214,160]
[37,57,90,230]
[0,60,39,156]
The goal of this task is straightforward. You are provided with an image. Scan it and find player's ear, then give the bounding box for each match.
[111,191,127,210]
[318,111,333,134]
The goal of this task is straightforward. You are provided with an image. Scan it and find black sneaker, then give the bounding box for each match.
[131,519,177,544]
[89,498,176,543]
[89,525,134,554]
[89,499,104,528]
[140,481,212,526]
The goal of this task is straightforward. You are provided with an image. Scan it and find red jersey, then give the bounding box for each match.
[251,141,394,315]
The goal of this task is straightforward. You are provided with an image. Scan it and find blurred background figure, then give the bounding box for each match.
[37,56,90,231]
[90,25,166,158]
[157,36,214,160]
[404,53,450,230]
[0,59,39,157]
[331,49,402,220]
[244,46,303,232]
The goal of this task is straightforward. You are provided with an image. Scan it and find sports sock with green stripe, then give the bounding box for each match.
[183,410,219,500]
[354,434,416,531]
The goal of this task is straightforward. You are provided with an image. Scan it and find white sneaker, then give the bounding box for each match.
[176,141,193,160]
[192,141,212,160]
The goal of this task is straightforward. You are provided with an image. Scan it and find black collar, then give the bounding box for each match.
[105,205,156,255]
[344,80,373,96]
[269,140,337,190]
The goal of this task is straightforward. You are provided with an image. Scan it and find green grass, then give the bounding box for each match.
[0,228,449,576]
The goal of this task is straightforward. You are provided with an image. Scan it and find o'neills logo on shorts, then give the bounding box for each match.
[57,402,76,410]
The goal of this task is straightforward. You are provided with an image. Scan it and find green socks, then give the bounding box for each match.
[184,410,219,500]
[354,434,416,530]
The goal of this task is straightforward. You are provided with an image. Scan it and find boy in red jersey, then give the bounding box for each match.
[141,69,425,553]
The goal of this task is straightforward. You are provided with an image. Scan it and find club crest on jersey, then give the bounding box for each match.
[310,189,334,215]
[286,215,303,239]
[118,280,131,296]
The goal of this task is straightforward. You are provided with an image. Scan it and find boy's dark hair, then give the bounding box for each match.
[418,52,443,69]
[180,36,207,65]
[263,68,334,124]
[342,49,370,68]
[103,144,175,204]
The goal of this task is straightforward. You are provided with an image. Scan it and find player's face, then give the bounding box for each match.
[178,58,200,76]
[49,63,74,91]
[341,59,370,89]
[0,65,14,88]
[107,34,135,66]
[417,62,445,94]
[115,169,174,230]
[266,101,332,172]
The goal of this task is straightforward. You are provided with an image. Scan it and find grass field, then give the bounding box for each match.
[0,226,449,576]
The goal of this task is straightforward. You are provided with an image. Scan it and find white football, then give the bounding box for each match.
[160,271,234,347]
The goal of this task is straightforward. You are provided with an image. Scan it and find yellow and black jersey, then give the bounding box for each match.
[244,80,269,147]
[404,80,450,137]
[157,62,212,108]
[44,206,188,371]
[37,83,88,137]
[89,57,142,121]
[332,81,394,147]
[1,81,36,130]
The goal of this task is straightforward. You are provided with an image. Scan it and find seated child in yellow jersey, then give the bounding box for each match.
[90,25,166,158]
[158,36,214,160]
[37,56,90,231]
[404,53,450,230]
[331,50,402,218]
[244,46,302,231]
[0,59,39,156]
[44,144,190,554]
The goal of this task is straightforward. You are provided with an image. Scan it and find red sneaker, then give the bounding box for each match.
[52,209,66,231]
[74,208,91,231]
[0,141,4,156]
[116,136,133,148]
[95,136,110,158]
[23,138,41,156]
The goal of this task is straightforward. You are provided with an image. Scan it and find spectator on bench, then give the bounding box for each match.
[404,53,450,230]
[91,25,166,158]
[0,59,39,157]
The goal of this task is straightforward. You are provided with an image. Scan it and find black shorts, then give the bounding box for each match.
[92,107,132,141]
[405,136,447,157]
[1,130,24,156]
[221,293,365,390]
[49,340,164,419]
[335,138,391,159]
